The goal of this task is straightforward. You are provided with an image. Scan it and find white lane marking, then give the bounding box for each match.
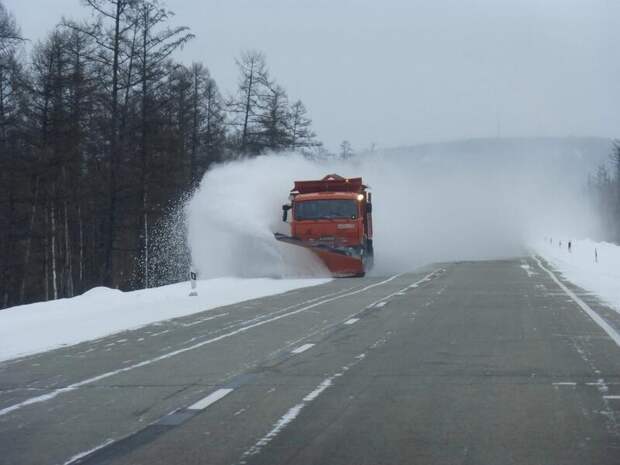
[181,313,229,327]
[355,270,440,321]
[266,270,437,363]
[603,395,620,400]
[187,388,234,410]
[552,382,577,386]
[302,378,333,402]
[533,255,620,348]
[344,318,359,325]
[291,343,315,354]
[241,403,303,463]
[239,350,368,463]
[62,439,115,465]
[0,274,403,418]
[150,330,170,337]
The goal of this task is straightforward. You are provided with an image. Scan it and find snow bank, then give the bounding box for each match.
[0,277,329,363]
[533,239,620,312]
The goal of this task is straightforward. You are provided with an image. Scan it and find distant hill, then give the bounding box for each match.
[378,137,614,180]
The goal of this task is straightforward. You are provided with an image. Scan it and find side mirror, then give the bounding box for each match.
[282,204,291,222]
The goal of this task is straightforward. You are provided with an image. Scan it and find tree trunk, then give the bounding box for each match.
[64,198,74,297]
[50,199,58,300]
[241,61,254,152]
[104,0,124,288]
[19,176,40,303]
[78,203,84,290]
[44,204,50,301]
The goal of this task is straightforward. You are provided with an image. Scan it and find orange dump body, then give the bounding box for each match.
[275,174,373,277]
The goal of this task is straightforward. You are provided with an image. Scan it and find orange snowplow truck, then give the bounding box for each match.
[274,174,374,277]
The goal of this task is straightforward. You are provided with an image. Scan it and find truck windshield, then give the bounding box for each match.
[295,199,358,220]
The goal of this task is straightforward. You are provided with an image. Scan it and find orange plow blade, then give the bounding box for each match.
[274,233,365,277]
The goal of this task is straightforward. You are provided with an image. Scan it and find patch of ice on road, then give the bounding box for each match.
[533,239,620,312]
[0,277,330,363]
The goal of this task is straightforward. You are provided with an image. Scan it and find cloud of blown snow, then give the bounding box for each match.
[186,144,601,277]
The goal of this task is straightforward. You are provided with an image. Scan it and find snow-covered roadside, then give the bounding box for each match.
[0,278,330,363]
[532,238,620,312]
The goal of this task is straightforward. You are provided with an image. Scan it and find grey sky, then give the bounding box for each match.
[6,0,620,151]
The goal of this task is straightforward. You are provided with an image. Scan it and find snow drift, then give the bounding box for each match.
[187,138,604,277]
[0,277,329,362]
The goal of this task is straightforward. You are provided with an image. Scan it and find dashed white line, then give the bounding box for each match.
[187,388,234,410]
[0,273,403,418]
[291,343,315,354]
[603,395,620,400]
[344,318,359,325]
[181,313,229,327]
[239,350,368,463]
[375,301,387,308]
[62,439,115,465]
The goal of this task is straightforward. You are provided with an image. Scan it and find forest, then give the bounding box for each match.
[0,0,325,308]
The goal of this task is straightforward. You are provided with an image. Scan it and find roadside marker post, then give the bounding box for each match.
[189,267,198,296]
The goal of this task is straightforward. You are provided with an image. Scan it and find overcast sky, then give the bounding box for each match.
[5,0,620,151]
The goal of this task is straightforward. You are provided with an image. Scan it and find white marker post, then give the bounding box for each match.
[189,267,198,296]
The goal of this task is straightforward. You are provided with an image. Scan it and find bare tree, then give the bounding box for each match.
[229,50,269,155]
[133,0,193,287]
[0,2,24,57]
[66,0,138,287]
[288,99,320,152]
[339,140,354,159]
[259,83,290,151]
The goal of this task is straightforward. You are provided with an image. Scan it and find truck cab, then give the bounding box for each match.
[276,175,373,277]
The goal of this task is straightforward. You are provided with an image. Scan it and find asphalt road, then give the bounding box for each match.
[1,256,620,465]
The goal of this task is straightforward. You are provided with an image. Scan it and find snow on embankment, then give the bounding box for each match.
[0,278,329,363]
[533,239,620,312]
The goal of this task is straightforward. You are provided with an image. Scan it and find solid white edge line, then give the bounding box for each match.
[0,273,404,418]
[187,388,234,410]
[291,343,315,354]
[533,255,620,348]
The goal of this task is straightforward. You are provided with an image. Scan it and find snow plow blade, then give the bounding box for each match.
[274,233,366,277]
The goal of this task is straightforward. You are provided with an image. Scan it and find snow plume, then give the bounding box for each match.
[186,155,329,278]
[186,142,602,277]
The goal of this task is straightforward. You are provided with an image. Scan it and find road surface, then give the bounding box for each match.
[1,256,620,465]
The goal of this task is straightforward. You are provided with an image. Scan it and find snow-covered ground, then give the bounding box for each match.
[0,278,330,363]
[533,238,620,312]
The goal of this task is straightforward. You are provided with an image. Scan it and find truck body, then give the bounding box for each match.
[274,174,374,277]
